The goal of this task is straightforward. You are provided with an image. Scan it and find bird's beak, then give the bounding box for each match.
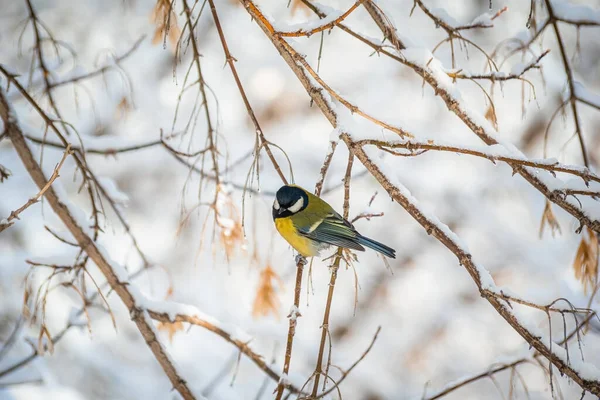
[272,206,281,219]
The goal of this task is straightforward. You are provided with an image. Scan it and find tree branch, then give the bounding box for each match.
[236,2,600,395]
[0,89,198,400]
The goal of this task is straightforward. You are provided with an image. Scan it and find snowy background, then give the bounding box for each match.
[1,0,600,399]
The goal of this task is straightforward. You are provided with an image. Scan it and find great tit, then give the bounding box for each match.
[272,185,396,258]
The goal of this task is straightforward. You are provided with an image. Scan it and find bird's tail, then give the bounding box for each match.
[356,235,396,258]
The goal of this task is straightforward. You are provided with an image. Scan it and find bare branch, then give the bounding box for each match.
[274,255,307,400]
[310,152,354,397]
[206,0,289,184]
[278,0,364,37]
[48,35,145,89]
[236,3,600,394]
[0,89,198,400]
[0,144,72,233]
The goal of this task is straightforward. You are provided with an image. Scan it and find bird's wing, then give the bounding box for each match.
[298,213,365,252]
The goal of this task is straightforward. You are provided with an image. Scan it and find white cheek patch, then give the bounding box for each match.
[273,199,280,210]
[288,197,304,214]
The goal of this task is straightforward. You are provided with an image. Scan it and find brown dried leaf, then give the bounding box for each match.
[485,103,498,131]
[115,97,132,120]
[22,287,31,320]
[157,321,185,342]
[38,326,54,355]
[215,187,246,261]
[539,200,562,238]
[290,0,311,16]
[573,228,599,294]
[151,0,180,50]
[252,265,283,319]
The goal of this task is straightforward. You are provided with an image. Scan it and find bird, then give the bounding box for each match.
[272,185,396,259]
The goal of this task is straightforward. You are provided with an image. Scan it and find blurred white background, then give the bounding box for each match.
[1,0,600,399]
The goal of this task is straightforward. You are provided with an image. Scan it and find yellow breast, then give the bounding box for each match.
[275,217,319,257]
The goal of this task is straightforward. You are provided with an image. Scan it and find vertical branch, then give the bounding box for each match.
[0,90,198,400]
[181,0,221,187]
[314,140,338,196]
[24,0,65,124]
[274,255,307,400]
[310,152,353,396]
[356,0,600,233]
[206,0,289,184]
[544,0,589,167]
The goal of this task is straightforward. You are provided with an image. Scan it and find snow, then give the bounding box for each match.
[3,1,600,399]
[328,127,341,143]
[574,81,600,109]
[550,0,600,25]
[95,243,130,284]
[274,8,344,35]
[359,145,496,290]
[429,7,459,28]
[140,310,208,400]
[288,305,301,321]
[96,177,129,206]
[469,12,494,28]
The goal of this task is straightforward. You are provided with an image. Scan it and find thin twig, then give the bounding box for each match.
[0,89,198,400]
[310,152,354,397]
[274,255,307,400]
[355,138,600,185]
[206,0,289,184]
[48,35,145,89]
[545,0,589,167]
[278,0,364,37]
[315,326,381,398]
[0,144,72,233]
[237,3,600,394]
[356,0,600,234]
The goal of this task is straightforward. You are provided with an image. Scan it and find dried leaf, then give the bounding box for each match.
[485,103,498,131]
[157,321,185,342]
[573,228,599,294]
[215,186,246,261]
[22,286,31,320]
[115,97,132,120]
[252,265,283,319]
[38,326,54,355]
[290,0,311,16]
[151,0,181,50]
[539,200,562,238]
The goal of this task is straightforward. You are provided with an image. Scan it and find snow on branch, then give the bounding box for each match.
[238,1,600,395]
[412,0,508,32]
[0,89,200,400]
[276,0,364,37]
[357,0,600,235]
[354,137,600,188]
[550,0,600,26]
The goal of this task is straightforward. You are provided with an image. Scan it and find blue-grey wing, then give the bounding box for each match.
[298,213,365,252]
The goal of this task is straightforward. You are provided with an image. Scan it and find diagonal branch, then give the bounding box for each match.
[206,0,288,184]
[545,0,589,167]
[310,152,353,397]
[237,2,600,395]
[0,144,72,233]
[278,0,364,37]
[48,35,145,89]
[355,138,600,186]
[298,0,600,233]
[358,0,600,234]
[0,89,198,400]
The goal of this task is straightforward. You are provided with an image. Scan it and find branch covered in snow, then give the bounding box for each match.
[237,2,600,395]
[0,89,198,400]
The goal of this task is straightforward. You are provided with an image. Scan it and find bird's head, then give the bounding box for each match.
[273,185,309,219]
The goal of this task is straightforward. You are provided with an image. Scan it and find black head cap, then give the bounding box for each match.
[273,185,309,219]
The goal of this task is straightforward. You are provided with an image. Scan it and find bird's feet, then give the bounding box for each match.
[295,254,308,266]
